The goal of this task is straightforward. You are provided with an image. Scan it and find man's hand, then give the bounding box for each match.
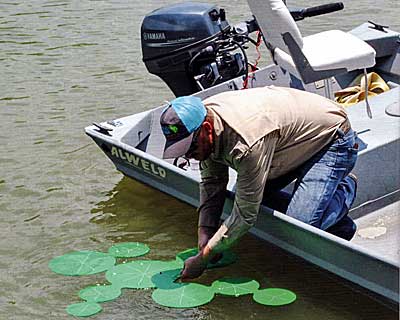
[181,246,211,280]
[180,252,208,280]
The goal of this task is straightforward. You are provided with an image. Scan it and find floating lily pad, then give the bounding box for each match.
[212,277,260,296]
[79,285,122,303]
[152,283,214,308]
[108,242,150,258]
[66,302,102,317]
[253,288,297,306]
[105,260,177,289]
[176,248,237,269]
[49,251,116,276]
[151,268,184,289]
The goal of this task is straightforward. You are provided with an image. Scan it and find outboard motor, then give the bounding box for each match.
[141,2,257,97]
[141,2,345,97]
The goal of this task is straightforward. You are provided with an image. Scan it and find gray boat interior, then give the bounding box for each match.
[86,21,399,304]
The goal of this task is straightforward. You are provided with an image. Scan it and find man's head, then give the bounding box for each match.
[160,96,214,161]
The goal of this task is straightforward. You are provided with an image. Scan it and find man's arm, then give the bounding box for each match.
[197,158,229,248]
[207,133,278,253]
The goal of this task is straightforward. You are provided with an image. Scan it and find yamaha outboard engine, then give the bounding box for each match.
[141,2,345,97]
[141,2,255,97]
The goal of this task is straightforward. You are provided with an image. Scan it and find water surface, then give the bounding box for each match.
[0,0,399,319]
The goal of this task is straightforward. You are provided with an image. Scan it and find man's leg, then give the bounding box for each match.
[323,174,358,239]
[285,129,358,238]
[319,174,357,229]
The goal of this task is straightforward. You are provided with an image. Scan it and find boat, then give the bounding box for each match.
[85,0,400,306]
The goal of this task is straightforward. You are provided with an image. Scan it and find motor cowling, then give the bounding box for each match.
[141,2,243,97]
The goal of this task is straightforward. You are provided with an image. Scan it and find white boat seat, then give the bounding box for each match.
[275,29,376,73]
[247,0,376,84]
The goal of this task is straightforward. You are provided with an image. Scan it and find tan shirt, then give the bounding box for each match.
[198,86,348,252]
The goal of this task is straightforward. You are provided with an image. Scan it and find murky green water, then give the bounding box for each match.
[0,0,399,319]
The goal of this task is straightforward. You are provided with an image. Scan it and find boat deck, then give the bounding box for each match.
[352,192,400,265]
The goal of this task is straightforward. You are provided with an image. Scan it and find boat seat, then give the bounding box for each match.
[275,30,376,83]
[247,0,376,84]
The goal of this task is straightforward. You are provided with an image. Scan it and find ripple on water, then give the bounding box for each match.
[0,96,30,101]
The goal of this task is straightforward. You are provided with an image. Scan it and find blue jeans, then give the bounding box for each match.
[263,128,358,240]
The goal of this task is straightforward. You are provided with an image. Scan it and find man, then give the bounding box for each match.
[160,86,358,280]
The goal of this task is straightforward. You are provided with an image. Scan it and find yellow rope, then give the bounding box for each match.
[334,72,389,106]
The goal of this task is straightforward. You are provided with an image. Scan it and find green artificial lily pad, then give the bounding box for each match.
[49,251,116,276]
[152,283,214,308]
[66,302,102,317]
[151,268,184,289]
[212,277,260,296]
[79,284,122,303]
[176,248,237,269]
[253,288,297,306]
[105,260,177,289]
[108,242,150,258]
